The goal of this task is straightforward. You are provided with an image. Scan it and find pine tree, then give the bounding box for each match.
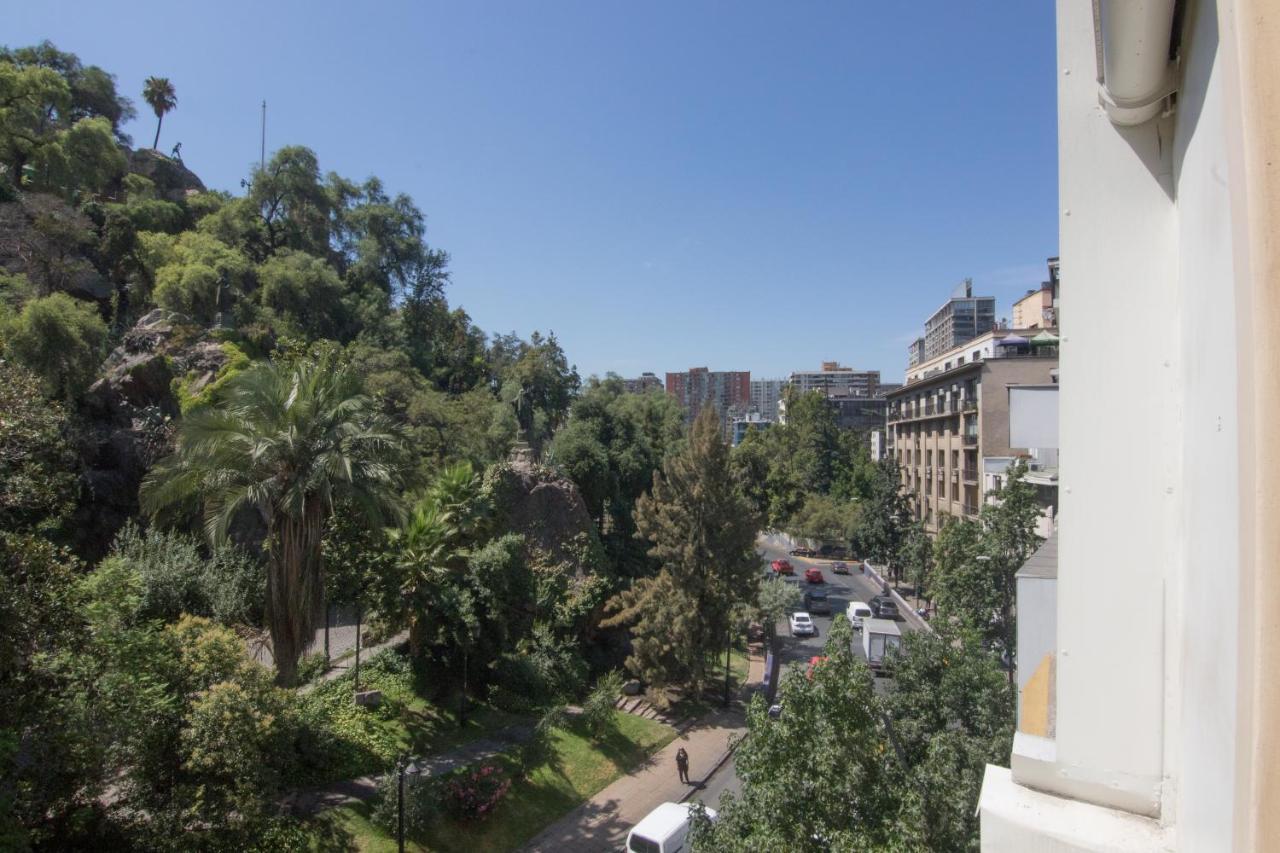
[604,409,761,691]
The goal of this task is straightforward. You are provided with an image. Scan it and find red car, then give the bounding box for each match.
[804,567,824,584]
[770,559,794,575]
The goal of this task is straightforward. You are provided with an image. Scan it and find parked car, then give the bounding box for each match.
[804,589,831,615]
[628,802,717,853]
[770,559,794,575]
[804,567,824,584]
[870,595,899,619]
[831,561,850,574]
[789,547,814,557]
[846,601,873,630]
[789,612,816,637]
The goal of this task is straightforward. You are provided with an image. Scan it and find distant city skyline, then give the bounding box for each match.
[9,1,1058,381]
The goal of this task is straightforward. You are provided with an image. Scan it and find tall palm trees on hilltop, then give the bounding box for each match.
[142,76,177,151]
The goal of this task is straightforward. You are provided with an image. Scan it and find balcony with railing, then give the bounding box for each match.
[888,396,977,423]
[963,433,978,446]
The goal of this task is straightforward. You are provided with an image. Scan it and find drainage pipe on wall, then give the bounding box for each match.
[1096,0,1178,125]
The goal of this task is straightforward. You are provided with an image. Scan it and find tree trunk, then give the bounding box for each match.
[266,506,326,687]
[153,114,163,150]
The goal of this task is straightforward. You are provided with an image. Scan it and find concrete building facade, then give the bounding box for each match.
[787,363,881,398]
[621,372,663,394]
[664,367,751,426]
[923,279,997,361]
[749,378,784,419]
[886,346,1058,535]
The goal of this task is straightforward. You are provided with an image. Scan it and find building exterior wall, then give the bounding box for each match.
[622,372,663,393]
[981,0,1269,848]
[788,366,881,398]
[1013,287,1054,328]
[750,378,784,418]
[665,368,751,425]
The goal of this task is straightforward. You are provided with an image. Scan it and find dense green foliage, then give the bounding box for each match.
[142,353,406,686]
[690,618,1013,852]
[0,360,79,536]
[604,409,761,691]
[2,291,107,398]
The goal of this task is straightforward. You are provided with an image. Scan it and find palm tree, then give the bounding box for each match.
[392,462,487,658]
[142,76,177,151]
[142,354,405,686]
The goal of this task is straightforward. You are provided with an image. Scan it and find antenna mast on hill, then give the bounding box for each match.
[260,100,266,170]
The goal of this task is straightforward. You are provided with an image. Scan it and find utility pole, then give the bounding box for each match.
[260,100,266,171]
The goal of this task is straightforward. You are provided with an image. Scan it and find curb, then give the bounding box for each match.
[862,561,934,634]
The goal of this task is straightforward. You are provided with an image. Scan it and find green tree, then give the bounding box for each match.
[3,291,107,398]
[691,619,900,852]
[0,360,79,536]
[0,61,71,182]
[897,520,934,604]
[754,575,802,646]
[141,353,406,685]
[550,375,685,576]
[142,75,176,150]
[141,230,253,323]
[390,462,489,658]
[603,408,761,691]
[258,249,347,339]
[933,460,1043,679]
[856,457,911,570]
[884,627,1015,851]
[786,492,862,546]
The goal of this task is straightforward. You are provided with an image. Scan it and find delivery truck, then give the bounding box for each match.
[860,618,902,675]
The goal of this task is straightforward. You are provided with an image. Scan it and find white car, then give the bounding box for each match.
[846,601,873,630]
[789,612,816,637]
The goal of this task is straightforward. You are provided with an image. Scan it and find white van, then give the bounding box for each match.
[846,601,873,630]
[626,801,717,853]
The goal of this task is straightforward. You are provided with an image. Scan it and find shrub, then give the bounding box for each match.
[442,762,511,821]
[108,522,264,626]
[582,670,624,739]
[3,291,107,398]
[517,704,568,777]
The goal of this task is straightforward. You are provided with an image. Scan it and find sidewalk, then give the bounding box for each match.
[520,707,747,853]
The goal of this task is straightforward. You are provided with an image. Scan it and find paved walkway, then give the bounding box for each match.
[520,707,747,852]
[521,651,764,853]
[287,722,535,816]
[297,629,410,694]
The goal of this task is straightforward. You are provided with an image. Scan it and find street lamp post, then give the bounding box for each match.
[396,755,406,853]
[723,623,733,707]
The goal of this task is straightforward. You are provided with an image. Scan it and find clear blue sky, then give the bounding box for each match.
[13,1,1058,383]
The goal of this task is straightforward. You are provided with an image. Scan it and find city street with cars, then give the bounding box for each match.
[757,533,917,684]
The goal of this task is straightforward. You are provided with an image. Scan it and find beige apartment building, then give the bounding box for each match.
[886,332,1058,535]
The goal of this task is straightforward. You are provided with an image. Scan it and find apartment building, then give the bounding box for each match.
[664,367,751,425]
[1011,258,1060,329]
[730,412,772,447]
[787,363,881,398]
[923,278,997,361]
[885,333,1058,535]
[621,372,663,394]
[749,378,784,419]
[979,1,1280,850]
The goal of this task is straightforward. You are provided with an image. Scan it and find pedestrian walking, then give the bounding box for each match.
[676,747,690,784]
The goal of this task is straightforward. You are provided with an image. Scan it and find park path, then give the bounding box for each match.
[520,652,765,853]
[286,722,535,816]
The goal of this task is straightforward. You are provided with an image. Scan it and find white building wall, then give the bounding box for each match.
[1052,0,1179,818]
[983,1,1252,848]
[1168,1,1245,845]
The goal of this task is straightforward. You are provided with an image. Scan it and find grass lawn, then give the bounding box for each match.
[326,711,676,852]
[298,650,530,786]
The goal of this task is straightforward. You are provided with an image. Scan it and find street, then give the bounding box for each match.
[756,533,916,681]
[683,534,921,816]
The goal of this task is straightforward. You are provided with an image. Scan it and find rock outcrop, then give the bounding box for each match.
[484,458,604,575]
[126,149,206,201]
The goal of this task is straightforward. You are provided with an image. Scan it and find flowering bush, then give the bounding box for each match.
[442,763,511,821]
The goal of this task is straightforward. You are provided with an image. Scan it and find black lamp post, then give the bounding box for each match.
[396,755,406,853]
